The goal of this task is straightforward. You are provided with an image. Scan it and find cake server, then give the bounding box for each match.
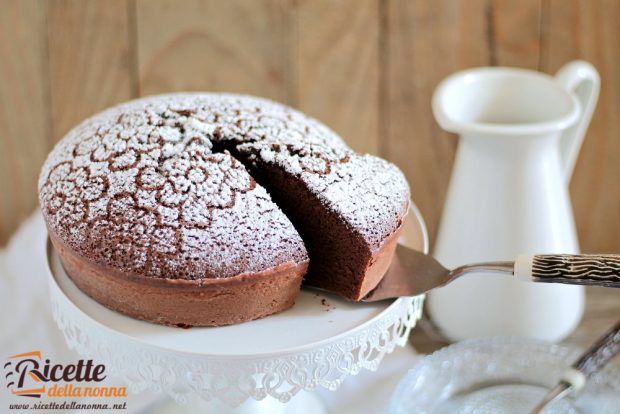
[363,245,620,301]
[530,319,620,414]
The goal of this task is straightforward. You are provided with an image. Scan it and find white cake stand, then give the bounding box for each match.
[47,203,428,413]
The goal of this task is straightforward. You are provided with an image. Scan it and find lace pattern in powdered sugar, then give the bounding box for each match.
[38,93,325,279]
[39,93,409,278]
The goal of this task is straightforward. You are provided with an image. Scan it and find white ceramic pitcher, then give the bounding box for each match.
[429,61,600,342]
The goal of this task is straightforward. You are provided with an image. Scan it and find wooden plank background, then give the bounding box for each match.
[1,0,619,256]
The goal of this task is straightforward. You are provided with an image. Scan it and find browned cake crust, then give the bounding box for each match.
[50,232,306,326]
[39,93,410,326]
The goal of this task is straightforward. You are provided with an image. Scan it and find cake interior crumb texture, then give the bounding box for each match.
[39,93,410,300]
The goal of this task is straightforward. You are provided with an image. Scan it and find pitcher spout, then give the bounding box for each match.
[432,67,580,138]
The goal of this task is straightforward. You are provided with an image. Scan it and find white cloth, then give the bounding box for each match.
[0,213,421,413]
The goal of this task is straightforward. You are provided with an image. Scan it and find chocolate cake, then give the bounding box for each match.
[39,93,410,326]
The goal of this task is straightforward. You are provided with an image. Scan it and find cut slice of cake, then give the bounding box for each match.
[236,139,409,300]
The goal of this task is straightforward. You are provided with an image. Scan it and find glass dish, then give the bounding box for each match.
[389,337,620,414]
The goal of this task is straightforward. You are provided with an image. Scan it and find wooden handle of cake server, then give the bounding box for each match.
[514,254,620,288]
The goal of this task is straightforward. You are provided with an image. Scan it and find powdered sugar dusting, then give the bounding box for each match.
[39,93,319,279]
[39,93,408,279]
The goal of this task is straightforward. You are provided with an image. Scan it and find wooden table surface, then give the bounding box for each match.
[410,286,620,362]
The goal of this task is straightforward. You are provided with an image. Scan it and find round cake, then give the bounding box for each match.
[39,93,410,326]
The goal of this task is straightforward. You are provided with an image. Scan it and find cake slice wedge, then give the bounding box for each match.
[236,140,410,301]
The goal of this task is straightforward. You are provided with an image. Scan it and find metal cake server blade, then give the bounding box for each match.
[362,244,620,302]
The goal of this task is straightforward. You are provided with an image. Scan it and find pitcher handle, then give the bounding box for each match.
[554,60,600,182]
